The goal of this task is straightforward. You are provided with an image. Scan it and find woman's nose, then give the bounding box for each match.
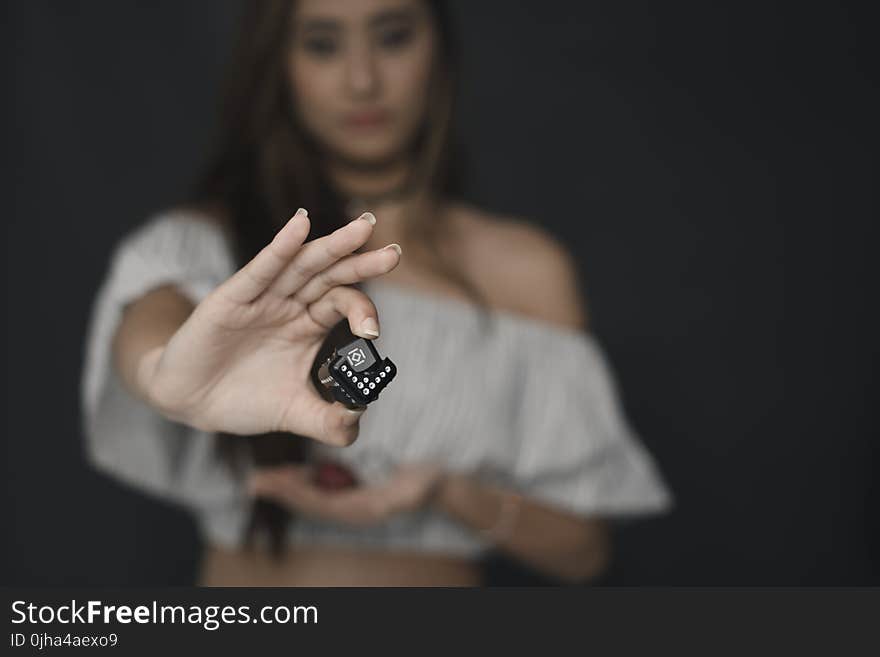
[344,42,379,98]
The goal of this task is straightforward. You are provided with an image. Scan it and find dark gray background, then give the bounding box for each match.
[4,1,878,585]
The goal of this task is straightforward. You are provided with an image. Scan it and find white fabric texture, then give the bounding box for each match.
[80,211,672,555]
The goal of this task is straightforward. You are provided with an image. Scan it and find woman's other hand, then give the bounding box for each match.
[138,208,401,446]
[248,463,445,526]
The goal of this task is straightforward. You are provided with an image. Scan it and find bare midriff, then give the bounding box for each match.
[198,544,483,587]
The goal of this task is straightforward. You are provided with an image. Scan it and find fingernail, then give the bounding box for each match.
[346,405,367,416]
[295,207,308,218]
[384,243,402,255]
[359,212,376,225]
[360,317,380,337]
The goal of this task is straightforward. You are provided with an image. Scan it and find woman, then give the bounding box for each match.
[81,0,671,586]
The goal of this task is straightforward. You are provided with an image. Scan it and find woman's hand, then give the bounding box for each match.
[138,208,401,446]
[248,463,446,526]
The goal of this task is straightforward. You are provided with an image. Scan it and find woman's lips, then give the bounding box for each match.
[343,110,390,129]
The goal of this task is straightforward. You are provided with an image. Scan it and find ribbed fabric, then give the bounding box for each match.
[80,211,672,556]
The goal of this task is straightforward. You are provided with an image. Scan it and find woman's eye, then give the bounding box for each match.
[303,37,338,57]
[378,27,413,50]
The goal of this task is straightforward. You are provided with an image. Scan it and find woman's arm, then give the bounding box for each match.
[433,473,610,582]
[112,284,194,406]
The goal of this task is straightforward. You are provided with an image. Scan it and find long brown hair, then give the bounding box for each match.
[190,0,483,553]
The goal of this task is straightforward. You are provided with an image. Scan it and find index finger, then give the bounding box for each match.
[269,211,376,298]
[218,208,311,304]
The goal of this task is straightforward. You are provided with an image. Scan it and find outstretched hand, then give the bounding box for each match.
[139,208,401,446]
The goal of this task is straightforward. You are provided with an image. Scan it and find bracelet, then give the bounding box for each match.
[479,490,523,543]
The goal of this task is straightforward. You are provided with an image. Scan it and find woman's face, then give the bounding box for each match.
[288,0,436,167]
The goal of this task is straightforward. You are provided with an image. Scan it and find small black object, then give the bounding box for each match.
[317,337,397,409]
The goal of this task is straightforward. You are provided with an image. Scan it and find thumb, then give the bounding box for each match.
[278,388,368,446]
[323,401,368,446]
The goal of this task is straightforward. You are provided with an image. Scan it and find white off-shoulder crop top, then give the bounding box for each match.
[80,211,672,557]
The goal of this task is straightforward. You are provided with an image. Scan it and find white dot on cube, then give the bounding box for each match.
[341,365,347,372]
[346,370,352,377]
[380,371,386,378]
[385,366,391,373]
[357,382,363,389]
[364,388,370,395]
[369,382,375,389]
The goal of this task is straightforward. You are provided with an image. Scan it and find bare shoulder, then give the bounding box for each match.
[447,202,588,329]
